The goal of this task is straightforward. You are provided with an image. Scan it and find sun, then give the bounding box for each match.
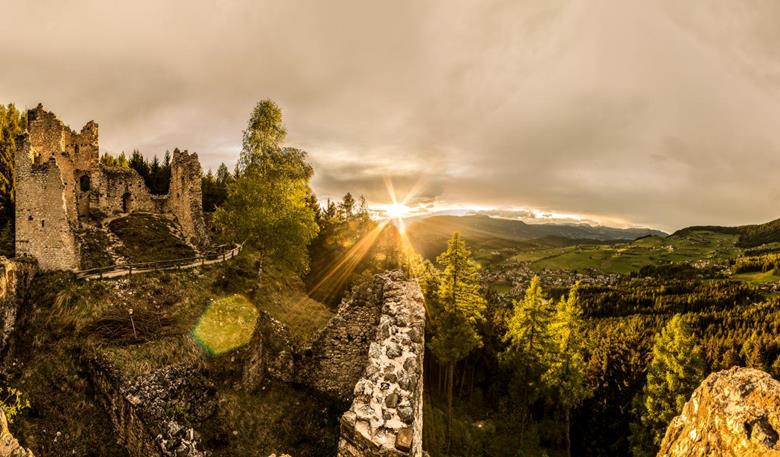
[386,203,412,220]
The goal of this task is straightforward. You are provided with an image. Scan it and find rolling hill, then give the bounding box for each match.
[673,217,780,248]
[404,214,666,259]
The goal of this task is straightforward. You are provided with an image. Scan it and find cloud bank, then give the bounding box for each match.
[2,0,780,231]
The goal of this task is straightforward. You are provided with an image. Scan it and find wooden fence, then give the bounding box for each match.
[76,243,243,280]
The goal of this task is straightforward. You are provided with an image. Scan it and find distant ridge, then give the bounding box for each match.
[673,217,780,248]
[405,214,666,258]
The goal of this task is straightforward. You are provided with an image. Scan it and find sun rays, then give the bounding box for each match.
[306,178,423,304]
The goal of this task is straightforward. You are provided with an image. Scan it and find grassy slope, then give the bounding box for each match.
[108,213,195,263]
[8,250,336,457]
[527,232,741,274]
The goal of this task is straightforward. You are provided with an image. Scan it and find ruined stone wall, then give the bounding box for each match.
[90,166,158,217]
[168,149,209,247]
[296,272,426,457]
[15,106,210,270]
[15,135,80,271]
[0,257,36,360]
[88,353,214,457]
[26,104,99,223]
[337,273,426,457]
[296,278,386,402]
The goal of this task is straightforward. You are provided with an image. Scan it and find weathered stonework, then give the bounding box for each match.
[296,277,386,402]
[88,353,215,457]
[15,105,209,271]
[337,273,425,457]
[658,367,780,457]
[296,272,426,457]
[0,257,37,361]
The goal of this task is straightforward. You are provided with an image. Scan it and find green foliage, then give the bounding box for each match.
[544,283,591,454]
[127,149,172,195]
[214,100,318,274]
[0,103,26,255]
[305,193,396,306]
[0,387,29,424]
[100,151,130,168]
[502,276,555,403]
[630,315,705,456]
[202,163,232,212]
[429,233,486,365]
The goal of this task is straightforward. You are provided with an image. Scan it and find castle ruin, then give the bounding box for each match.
[15,105,209,271]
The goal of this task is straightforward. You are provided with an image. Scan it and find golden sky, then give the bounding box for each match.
[2,0,780,231]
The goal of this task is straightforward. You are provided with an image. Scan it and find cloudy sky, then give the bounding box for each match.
[2,0,780,231]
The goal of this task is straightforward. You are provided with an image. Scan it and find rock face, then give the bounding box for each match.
[658,367,780,457]
[0,409,34,457]
[336,272,426,457]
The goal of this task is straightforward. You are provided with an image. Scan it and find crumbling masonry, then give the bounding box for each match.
[14,105,209,271]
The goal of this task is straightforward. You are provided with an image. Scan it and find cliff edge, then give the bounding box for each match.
[658,366,780,457]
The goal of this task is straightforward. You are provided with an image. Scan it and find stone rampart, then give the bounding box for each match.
[296,271,426,457]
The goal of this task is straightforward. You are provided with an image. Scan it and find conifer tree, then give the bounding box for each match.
[544,282,591,457]
[428,232,486,451]
[501,275,555,443]
[630,314,705,457]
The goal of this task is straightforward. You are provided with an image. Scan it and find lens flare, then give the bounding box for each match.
[192,294,259,355]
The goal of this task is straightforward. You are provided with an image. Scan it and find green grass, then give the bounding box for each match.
[109,213,195,263]
[192,294,259,355]
[202,384,340,456]
[258,289,332,347]
[527,232,741,274]
[733,269,780,284]
[490,282,513,294]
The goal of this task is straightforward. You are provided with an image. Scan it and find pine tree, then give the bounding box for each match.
[428,232,486,452]
[631,314,705,456]
[502,276,555,443]
[544,282,591,457]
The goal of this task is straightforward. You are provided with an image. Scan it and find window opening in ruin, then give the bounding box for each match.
[74,144,79,155]
[28,215,33,221]
[79,175,91,192]
[41,220,45,228]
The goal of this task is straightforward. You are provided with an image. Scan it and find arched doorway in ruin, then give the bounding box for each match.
[77,174,91,217]
[122,192,132,213]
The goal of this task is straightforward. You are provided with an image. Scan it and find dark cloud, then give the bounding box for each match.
[2,0,779,231]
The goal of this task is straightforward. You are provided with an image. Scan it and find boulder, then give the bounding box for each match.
[658,367,780,457]
[0,409,34,457]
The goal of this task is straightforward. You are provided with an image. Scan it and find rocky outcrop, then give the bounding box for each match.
[658,367,780,457]
[0,258,37,361]
[0,409,34,457]
[336,272,426,457]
